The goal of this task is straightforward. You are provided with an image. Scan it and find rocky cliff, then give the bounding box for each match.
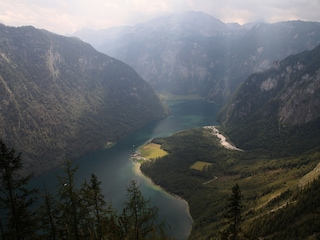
[0,24,167,174]
[218,44,320,153]
[74,11,320,104]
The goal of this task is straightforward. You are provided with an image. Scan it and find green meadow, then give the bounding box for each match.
[140,127,320,239]
[138,143,168,160]
[190,161,213,171]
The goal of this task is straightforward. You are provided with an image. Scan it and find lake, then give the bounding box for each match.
[31,99,220,240]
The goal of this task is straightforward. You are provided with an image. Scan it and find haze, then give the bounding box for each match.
[1,0,320,35]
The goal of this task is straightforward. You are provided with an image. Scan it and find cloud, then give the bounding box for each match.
[0,0,320,35]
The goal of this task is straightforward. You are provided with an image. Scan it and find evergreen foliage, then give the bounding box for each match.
[244,177,320,239]
[56,161,84,239]
[0,24,168,176]
[218,44,320,155]
[224,184,243,240]
[38,185,59,240]
[80,173,108,240]
[0,139,38,240]
[0,140,173,239]
[120,180,168,240]
[140,127,320,239]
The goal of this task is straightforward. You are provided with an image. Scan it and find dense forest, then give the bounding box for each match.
[1,116,320,240]
[0,139,173,240]
[0,24,168,176]
[2,124,320,240]
[140,127,320,239]
[1,19,320,239]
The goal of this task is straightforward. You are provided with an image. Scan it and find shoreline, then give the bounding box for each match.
[130,124,239,239]
[132,160,194,236]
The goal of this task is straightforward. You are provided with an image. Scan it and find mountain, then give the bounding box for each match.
[0,24,167,174]
[74,11,245,103]
[74,11,320,104]
[218,44,320,154]
[139,44,320,239]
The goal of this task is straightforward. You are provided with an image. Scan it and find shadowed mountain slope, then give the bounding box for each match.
[218,44,320,154]
[74,11,320,104]
[0,24,167,174]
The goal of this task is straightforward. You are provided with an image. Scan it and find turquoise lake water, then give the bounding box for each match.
[31,99,220,240]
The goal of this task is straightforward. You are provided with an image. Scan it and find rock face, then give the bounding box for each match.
[218,44,320,153]
[0,24,167,174]
[74,11,320,104]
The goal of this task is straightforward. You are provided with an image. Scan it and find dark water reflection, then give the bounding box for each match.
[31,99,220,240]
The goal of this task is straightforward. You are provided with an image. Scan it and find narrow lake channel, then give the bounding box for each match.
[31,99,220,240]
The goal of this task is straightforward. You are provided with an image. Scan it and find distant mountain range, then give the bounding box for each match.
[1,11,320,175]
[74,11,320,104]
[0,24,167,174]
[218,43,320,154]
[1,11,320,240]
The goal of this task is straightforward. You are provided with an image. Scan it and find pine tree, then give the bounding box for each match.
[81,173,109,240]
[56,160,84,240]
[120,180,169,240]
[225,183,243,240]
[38,184,59,240]
[103,204,122,240]
[0,139,38,240]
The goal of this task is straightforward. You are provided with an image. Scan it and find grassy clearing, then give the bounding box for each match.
[190,161,213,171]
[141,128,320,239]
[299,161,320,187]
[138,143,168,159]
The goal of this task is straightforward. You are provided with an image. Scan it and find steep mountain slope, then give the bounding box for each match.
[0,24,167,174]
[218,44,320,154]
[74,11,320,104]
[139,45,320,239]
[75,11,236,101]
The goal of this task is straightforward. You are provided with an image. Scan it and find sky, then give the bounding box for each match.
[0,0,320,35]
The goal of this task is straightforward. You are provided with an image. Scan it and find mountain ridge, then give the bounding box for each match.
[218,44,320,153]
[138,43,320,239]
[73,11,320,104]
[0,24,167,174]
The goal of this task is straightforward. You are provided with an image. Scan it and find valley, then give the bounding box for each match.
[0,24,168,175]
[137,26,320,239]
[28,98,220,240]
[74,12,320,104]
[0,10,320,240]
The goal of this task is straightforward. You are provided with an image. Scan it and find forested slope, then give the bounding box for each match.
[140,128,320,239]
[218,44,320,154]
[141,44,320,239]
[0,24,167,174]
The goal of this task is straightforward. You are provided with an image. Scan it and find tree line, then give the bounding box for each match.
[0,139,173,240]
[0,137,247,240]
